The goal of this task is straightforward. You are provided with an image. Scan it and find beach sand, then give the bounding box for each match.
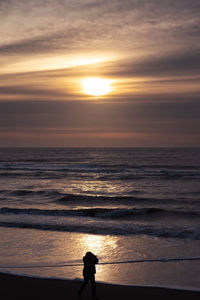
[1,272,199,300]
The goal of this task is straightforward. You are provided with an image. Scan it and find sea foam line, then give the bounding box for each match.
[1,257,200,269]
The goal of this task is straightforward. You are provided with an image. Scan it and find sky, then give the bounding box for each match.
[0,0,200,147]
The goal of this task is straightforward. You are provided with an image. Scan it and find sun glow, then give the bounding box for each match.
[82,77,112,96]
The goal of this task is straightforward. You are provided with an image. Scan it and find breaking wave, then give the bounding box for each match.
[1,206,199,220]
[0,162,200,181]
[0,219,199,240]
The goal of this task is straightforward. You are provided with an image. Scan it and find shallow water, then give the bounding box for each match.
[0,227,199,289]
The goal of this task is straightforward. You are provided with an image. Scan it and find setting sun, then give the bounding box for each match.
[82,77,112,96]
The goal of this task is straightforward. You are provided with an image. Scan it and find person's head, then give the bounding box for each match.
[85,251,93,258]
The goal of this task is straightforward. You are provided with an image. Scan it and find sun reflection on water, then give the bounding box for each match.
[78,234,118,281]
[79,234,117,255]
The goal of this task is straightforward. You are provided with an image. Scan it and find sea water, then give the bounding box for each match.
[0,148,199,289]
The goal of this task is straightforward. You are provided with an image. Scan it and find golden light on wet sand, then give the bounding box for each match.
[82,77,112,96]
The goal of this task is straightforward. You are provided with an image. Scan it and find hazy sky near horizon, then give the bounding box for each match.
[0,0,200,147]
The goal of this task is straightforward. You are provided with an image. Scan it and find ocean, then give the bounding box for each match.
[0,148,200,289]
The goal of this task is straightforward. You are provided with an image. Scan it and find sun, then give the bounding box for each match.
[82,77,112,96]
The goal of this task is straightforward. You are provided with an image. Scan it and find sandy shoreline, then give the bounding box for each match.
[1,272,200,300]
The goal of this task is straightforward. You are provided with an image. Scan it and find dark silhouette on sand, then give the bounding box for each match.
[78,251,99,299]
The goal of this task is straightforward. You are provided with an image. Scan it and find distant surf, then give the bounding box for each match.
[0,147,200,239]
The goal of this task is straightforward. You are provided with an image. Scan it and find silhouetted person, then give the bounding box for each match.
[78,251,99,299]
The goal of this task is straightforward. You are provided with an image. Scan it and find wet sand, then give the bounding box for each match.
[1,272,199,300]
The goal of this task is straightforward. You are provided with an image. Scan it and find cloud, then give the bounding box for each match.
[0,48,199,103]
[1,0,199,58]
[0,28,95,55]
[0,99,199,128]
[102,50,200,78]
[0,99,199,147]
[0,0,200,147]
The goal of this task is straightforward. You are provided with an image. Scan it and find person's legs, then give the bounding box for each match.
[78,276,89,296]
[90,275,97,299]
